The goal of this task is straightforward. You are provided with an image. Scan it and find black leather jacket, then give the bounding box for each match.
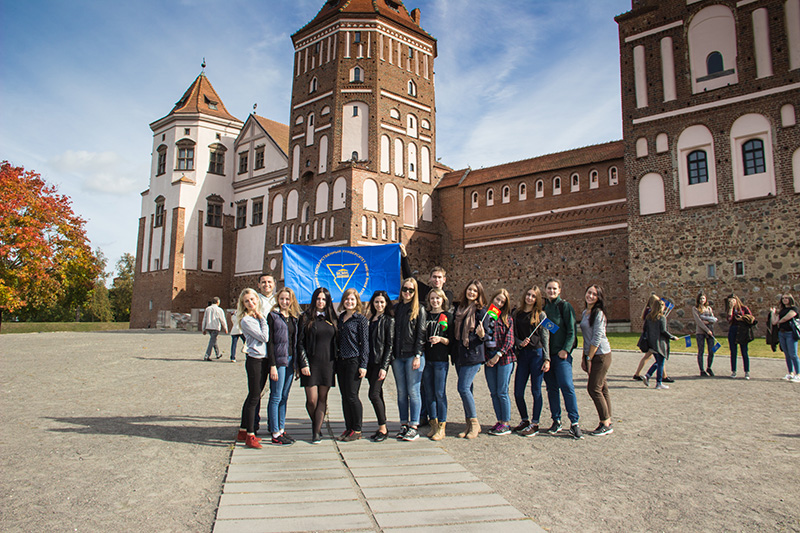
[394,302,427,359]
[296,313,337,372]
[369,314,395,370]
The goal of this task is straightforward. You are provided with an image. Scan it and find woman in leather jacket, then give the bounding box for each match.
[365,290,395,442]
[393,278,428,441]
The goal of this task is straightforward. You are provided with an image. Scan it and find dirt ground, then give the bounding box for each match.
[1,331,798,532]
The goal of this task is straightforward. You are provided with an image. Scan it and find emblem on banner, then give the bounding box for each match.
[315,250,370,295]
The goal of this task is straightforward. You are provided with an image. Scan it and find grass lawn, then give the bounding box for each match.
[1,322,130,334]
[604,332,783,359]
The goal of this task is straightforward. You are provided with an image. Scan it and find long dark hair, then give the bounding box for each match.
[584,284,606,327]
[303,287,337,330]
[367,290,395,319]
[460,279,487,309]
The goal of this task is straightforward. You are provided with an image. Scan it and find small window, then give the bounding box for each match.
[590,170,599,189]
[688,150,709,184]
[154,200,165,227]
[742,139,766,175]
[352,151,359,161]
[502,186,510,203]
[353,106,359,117]
[553,176,562,195]
[209,147,225,175]
[156,145,167,176]
[204,96,218,110]
[390,108,400,119]
[238,152,248,174]
[486,189,494,206]
[408,80,417,97]
[352,67,362,83]
[314,42,320,54]
[408,47,414,59]
[251,199,263,226]
[535,180,544,198]
[518,183,527,201]
[176,140,195,170]
[236,203,246,229]
[295,115,304,125]
[707,264,717,279]
[153,259,159,270]
[309,77,318,93]
[707,51,724,75]
[354,31,361,43]
[471,191,479,208]
[206,200,222,227]
[254,147,265,170]
[571,173,580,192]
[734,260,745,277]
[207,259,214,270]
[609,167,619,186]
[184,128,190,136]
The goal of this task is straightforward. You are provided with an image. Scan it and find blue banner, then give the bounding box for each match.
[541,317,559,334]
[282,244,401,305]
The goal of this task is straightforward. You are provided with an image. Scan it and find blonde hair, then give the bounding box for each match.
[273,287,301,318]
[236,288,259,322]
[518,286,543,326]
[491,288,512,327]
[339,288,364,315]
[426,288,449,313]
[646,298,665,321]
[401,277,420,321]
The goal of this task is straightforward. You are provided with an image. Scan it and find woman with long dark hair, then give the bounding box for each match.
[692,291,717,377]
[579,285,613,435]
[365,290,395,441]
[393,277,427,441]
[235,288,269,449]
[484,289,516,436]
[512,286,550,437]
[771,293,799,382]
[453,279,491,439]
[335,288,369,442]
[266,287,301,445]
[726,294,753,379]
[297,287,337,444]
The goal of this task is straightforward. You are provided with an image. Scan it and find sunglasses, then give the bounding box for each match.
[401,287,415,293]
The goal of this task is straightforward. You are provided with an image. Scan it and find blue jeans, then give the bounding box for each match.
[423,360,449,422]
[728,325,750,372]
[230,334,244,360]
[393,356,425,425]
[646,353,666,384]
[779,330,800,374]
[514,347,545,424]
[485,362,514,422]
[456,363,482,419]
[543,354,579,424]
[268,356,293,434]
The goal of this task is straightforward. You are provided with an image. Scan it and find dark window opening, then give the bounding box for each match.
[687,150,709,184]
[706,52,724,75]
[742,139,766,175]
[206,202,222,227]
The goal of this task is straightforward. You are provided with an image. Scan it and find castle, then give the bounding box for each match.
[131,0,800,332]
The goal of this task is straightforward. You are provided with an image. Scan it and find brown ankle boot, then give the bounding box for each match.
[457,417,471,438]
[432,421,446,441]
[465,418,480,439]
[427,419,439,438]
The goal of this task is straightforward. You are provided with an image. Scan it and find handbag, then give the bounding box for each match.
[736,319,757,344]
[790,316,800,341]
[637,331,649,353]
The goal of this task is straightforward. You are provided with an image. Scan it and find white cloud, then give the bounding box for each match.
[49,150,141,195]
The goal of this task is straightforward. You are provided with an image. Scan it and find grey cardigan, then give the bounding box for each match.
[644,316,676,358]
[580,309,611,356]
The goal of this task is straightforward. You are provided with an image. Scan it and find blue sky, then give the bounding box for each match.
[0,0,631,273]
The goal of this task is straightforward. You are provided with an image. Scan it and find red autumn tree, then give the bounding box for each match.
[0,161,102,329]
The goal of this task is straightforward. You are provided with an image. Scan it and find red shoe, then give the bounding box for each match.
[236,429,247,442]
[245,434,262,449]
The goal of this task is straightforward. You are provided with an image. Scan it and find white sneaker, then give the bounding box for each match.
[783,374,793,380]
[745,372,750,380]
[655,383,669,389]
[730,372,737,379]
[791,376,800,383]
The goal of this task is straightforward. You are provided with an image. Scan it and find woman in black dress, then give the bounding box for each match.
[297,287,338,444]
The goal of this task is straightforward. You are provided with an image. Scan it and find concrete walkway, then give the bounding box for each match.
[214,380,544,532]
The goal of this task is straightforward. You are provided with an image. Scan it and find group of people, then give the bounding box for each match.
[632,291,800,386]
[224,253,616,448]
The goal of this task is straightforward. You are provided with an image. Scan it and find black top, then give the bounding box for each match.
[424,310,454,363]
[338,312,369,368]
[779,306,798,332]
[513,310,543,350]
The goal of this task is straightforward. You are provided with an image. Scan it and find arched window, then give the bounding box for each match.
[301,202,310,223]
[321,218,327,240]
[380,135,391,173]
[407,143,417,180]
[332,177,347,210]
[486,189,494,206]
[391,220,397,242]
[176,139,195,170]
[381,219,387,240]
[407,114,418,138]
[688,5,738,93]
[394,138,404,176]
[570,173,580,192]
[420,146,431,183]
[403,194,416,227]
[742,139,766,175]
[553,176,562,195]
[609,167,619,186]
[156,144,167,175]
[315,182,329,214]
[535,180,544,198]
[309,77,318,93]
[361,215,368,237]
[154,196,165,227]
[313,220,319,240]
[422,194,432,222]
[350,66,363,83]
[518,182,527,200]
[731,114,775,199]
[306,113,315,146]
[292,145,300,181]
[589,170,599,189]
[271,193,284,223]
[286,190,299,220]
[408,80,417,97]
[688,150,709,184]
[341,102,368,162]
[390,108,400,119]
[678,124,718,208]
[706,52,724,75]
[363,178,379,212]
[329,216,335,238]
[471,191,479,208]
[502,186,510,203]
[639,173,666,215]
[370,217,377,239]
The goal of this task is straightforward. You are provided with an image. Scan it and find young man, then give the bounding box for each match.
[399,244,454,310]
[258,274,276,314]
[202,297,228,360]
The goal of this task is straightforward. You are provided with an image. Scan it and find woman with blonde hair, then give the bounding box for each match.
[423,288,453,440]
[235,288,270,449]
[336,288,369,441]
[393,277,428,441]
[512,286,550,437]
[641,299,678,389]
[265,287,301,445]
[484,289,516,436]
[726,294,753,379]
[633,294,672,383]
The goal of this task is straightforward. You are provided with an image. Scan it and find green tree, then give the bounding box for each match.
[85,279,113,322]
[0,161,102,329]
[109,253,134,322]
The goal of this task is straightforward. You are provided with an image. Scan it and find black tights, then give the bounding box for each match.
[241,356,268,434]
[304,385,330,435]
[367,362,387,426]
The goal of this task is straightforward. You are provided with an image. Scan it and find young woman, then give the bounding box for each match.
[634,294,668,381]
[453,280,492,439]
[484,289,516,436]
[229,308,244,363]
[771,294,799,382]
[579,285,613,436]
[692,291,717,377]
[336,289,369,442]
[512,286,550,437]
[542,278,582,439]
[393,278,428,441]
[266,287,301,445]
[297,287,337,444]
[726,294,753,379]
[365,291,395,442]
[641,299,678,389]
[235,288,269,449]
[423,288,453,441]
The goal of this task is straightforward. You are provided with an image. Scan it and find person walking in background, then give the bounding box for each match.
[202,297,228,361]
[265,287,300,445]
[512,286,550,437]
[453,280,492,439]
[542,278,582,439]
[692,291,717,377]
[484,289,516,436]
[580,285,613,436]
[641,299,678,389]
[393,278,427,441]
[235,289,269,449]
[297,287,338,444]
[365,290,395,442]
[771,294,799,382]
[633,294,672,383]
[336,289,369,442]
[423,288,452,441]
[229,308,244,363]
[726,294,754,379]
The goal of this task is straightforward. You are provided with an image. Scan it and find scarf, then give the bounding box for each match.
[455,303,477,348]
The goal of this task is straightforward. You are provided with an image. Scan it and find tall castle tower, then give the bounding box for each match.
[263,0,440,282]
[131,73,243,328]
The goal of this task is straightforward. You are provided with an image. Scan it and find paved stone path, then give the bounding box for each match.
[214,381,544,532]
